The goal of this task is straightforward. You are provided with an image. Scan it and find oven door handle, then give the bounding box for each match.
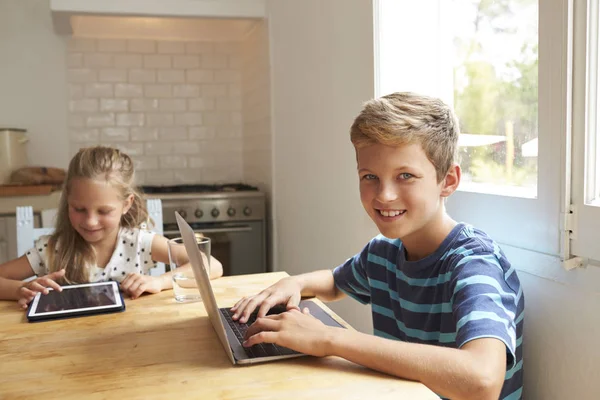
[163,226,253,235]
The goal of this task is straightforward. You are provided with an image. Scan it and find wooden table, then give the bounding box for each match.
[0,272,438,399]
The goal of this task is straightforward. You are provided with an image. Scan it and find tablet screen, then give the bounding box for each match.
[29,281,123,317]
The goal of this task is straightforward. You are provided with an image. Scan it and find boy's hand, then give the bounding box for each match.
[120,273,162,299]
[17,269,65,309]
[243,307,335,357]
[230,277,303,323]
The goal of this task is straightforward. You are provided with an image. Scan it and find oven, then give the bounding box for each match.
[143,185,267,277]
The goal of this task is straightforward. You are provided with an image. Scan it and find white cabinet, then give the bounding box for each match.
[0,215,17,264]
[0,217,8,264]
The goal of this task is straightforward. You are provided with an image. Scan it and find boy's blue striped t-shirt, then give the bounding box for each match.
[333,223,524,400]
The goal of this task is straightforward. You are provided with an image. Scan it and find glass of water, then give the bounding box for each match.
[167,235,210,303]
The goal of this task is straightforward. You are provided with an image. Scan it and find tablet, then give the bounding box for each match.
[27,281,125,322]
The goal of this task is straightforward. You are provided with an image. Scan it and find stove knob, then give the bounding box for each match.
[178,210,187,219]
[194,209,204,218]
[227,207,236,217]
[211,208,220,218]
[243,207,252,216]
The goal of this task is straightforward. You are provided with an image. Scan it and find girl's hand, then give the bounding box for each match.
[17,269,66,309]
[120,273,163,299]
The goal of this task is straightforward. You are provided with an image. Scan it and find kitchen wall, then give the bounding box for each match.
[0,0,69,169]
[241,20,273,269]
[268,0,377,333]
[268,1,600,399]
[67,37,244,185]
[241,21,271,194]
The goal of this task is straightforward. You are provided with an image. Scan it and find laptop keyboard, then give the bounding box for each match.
[220,308,299,358]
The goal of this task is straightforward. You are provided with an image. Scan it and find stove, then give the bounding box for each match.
[141,183,259,194]
[141,183,264,224]
[141,183,267,276]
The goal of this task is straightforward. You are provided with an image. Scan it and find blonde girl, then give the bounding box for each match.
[0,146,223,308]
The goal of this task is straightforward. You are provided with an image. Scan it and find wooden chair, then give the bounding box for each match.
[16,198,165,275]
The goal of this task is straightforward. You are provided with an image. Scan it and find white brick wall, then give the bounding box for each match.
[67,38,244,185]
[241,22,272,193]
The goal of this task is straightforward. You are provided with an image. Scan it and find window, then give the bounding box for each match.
[375,0,569,256]
[452,0,538,199]
[571,0,600,263]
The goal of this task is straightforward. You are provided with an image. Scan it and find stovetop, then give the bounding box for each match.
[141,183,259,194]
[141,183,264,223]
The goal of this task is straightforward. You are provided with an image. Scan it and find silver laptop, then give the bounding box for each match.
[175,212,346,365]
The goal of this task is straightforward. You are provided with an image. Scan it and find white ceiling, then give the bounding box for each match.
[70,15,260,41]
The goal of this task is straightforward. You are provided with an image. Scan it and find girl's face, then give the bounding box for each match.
[67,178,133,245]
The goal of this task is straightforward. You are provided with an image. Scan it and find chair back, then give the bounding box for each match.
[16,199,165,275]
[145,199,165,275]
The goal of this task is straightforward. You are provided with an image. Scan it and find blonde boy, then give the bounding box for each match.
[231,92,524,400]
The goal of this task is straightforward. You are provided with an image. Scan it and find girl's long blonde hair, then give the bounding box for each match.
[47,146,148,284]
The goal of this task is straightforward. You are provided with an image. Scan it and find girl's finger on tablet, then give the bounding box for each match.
[27,281,49,294]
[41,279,62,293]
[19,286,35,297]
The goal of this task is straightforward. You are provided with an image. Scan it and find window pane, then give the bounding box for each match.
[376,0,538,198]
[451,0,538,198]
[591,0,600,204]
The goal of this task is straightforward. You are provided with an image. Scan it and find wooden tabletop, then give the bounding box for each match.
[0,272,437,399]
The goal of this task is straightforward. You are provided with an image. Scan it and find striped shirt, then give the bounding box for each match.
[333,223,524,399]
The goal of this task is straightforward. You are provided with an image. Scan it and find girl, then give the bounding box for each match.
[0,146,223,308]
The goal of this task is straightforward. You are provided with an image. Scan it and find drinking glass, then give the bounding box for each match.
[167,235,210,303]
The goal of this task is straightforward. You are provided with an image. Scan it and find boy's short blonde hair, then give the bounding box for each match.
[350,92,460,182]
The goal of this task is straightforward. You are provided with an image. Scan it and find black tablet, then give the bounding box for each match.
[27,281,125,322]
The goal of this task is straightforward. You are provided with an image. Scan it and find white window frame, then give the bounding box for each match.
[571,0,600,263]
[373,0,571,259]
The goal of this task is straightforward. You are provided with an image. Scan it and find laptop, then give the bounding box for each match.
[175,211,346,365]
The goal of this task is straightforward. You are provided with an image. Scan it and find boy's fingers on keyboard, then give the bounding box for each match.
[243,331,278,348]
[257,302,273,318]
[232,294,255,311]
[232,297,253,319]
[230,297,245,311]
[239,295,269,323]
[286,293,301,310]
[244,317,280,340]
[234,296,260,320]
[257,297,286,318]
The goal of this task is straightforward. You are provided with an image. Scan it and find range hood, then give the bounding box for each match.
[51,0,266,36]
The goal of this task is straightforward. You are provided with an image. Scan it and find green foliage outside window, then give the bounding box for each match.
[454,0,538,187]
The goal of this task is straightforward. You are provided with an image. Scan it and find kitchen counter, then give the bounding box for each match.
[0,192,61,215]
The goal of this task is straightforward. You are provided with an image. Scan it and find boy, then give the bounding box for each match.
[231,92,524,400]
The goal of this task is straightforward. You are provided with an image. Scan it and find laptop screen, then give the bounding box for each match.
[175,212,236,363]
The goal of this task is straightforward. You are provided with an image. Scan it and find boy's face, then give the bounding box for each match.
[357,142,458,240]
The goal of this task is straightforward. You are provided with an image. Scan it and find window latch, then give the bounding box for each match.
[560,205,586,270]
